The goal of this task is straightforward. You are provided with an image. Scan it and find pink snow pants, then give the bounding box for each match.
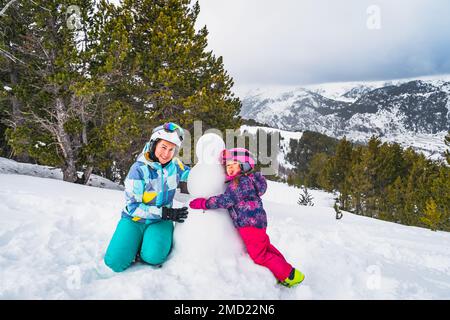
[238,226,293,281]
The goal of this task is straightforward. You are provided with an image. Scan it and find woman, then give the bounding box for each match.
[104,122,190,272]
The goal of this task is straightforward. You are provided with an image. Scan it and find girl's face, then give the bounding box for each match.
[154,139,176,164]
[226,161,241,176]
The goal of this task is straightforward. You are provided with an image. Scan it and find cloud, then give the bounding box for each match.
[196,0,450,87]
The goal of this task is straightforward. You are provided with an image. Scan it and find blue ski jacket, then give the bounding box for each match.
[121,142,190,224]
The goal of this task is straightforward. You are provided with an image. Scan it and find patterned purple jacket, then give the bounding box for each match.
[205,172,268,229]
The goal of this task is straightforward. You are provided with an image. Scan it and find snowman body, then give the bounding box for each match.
[172,133,245,268]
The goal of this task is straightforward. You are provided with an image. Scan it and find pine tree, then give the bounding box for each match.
[2,0,103,183]
[105,0,241,131]
[287,131,338,185]
[361,136,382,217]
[2,0,242,183]
[0,0,35,162]
[298,186,314,206]
[305,152,329,187]
[333,137,353,209]
[403,154,434,226]
[377,142,407,192]
[420,198,441,231]
[347,146,371,215]
[330,137,353,183]
[91,0,242,174]
[380,176,405,223]
[427,165,450,231]
[320,158,335,192]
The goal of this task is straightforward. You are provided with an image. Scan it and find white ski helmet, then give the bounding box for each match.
[149,122,184,149]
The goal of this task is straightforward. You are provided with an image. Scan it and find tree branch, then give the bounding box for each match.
[25,110,58,137]
[0,47,25,64]
[0,0,19,17]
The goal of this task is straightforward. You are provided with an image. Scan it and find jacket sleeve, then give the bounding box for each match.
[205,184,238,209]
[251,172,267,196]
[173,157,190,182]
[124,163,163,219]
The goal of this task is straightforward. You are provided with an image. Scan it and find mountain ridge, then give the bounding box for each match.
[240,78,450,160]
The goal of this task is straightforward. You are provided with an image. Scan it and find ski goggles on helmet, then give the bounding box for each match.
[152,122,184,142]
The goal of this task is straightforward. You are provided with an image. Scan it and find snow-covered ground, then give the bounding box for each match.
[1,159,450,299]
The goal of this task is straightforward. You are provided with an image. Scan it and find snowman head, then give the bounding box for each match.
[187,133,227,197]
[195,133,225,164]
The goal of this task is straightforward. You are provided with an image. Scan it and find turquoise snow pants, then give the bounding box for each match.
[104,217,174,272]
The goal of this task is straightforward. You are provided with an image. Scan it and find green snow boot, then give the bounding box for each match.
[279,268,305,288]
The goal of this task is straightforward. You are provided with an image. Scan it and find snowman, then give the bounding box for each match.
[172,133,245,271]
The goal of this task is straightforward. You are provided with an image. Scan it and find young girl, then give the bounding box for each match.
[189,148,305,287]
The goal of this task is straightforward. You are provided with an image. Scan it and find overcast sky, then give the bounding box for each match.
[196,0,450,89]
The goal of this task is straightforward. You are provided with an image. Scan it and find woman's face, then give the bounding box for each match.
[226,160,241,176]
[154,139,176,164]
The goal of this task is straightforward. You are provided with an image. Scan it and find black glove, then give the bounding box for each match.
[162,206,189,223]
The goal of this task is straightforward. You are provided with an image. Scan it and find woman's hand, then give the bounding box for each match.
[189,198,208,210]
[162,207,189,223]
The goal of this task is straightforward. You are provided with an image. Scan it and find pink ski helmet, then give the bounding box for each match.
[221,148,256,173]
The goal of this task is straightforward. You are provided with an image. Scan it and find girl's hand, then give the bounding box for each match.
[189,198,208,210]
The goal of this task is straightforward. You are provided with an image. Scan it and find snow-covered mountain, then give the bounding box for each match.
[239,125,303,170]
[1,158,450,299]
[239,77,450,160]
